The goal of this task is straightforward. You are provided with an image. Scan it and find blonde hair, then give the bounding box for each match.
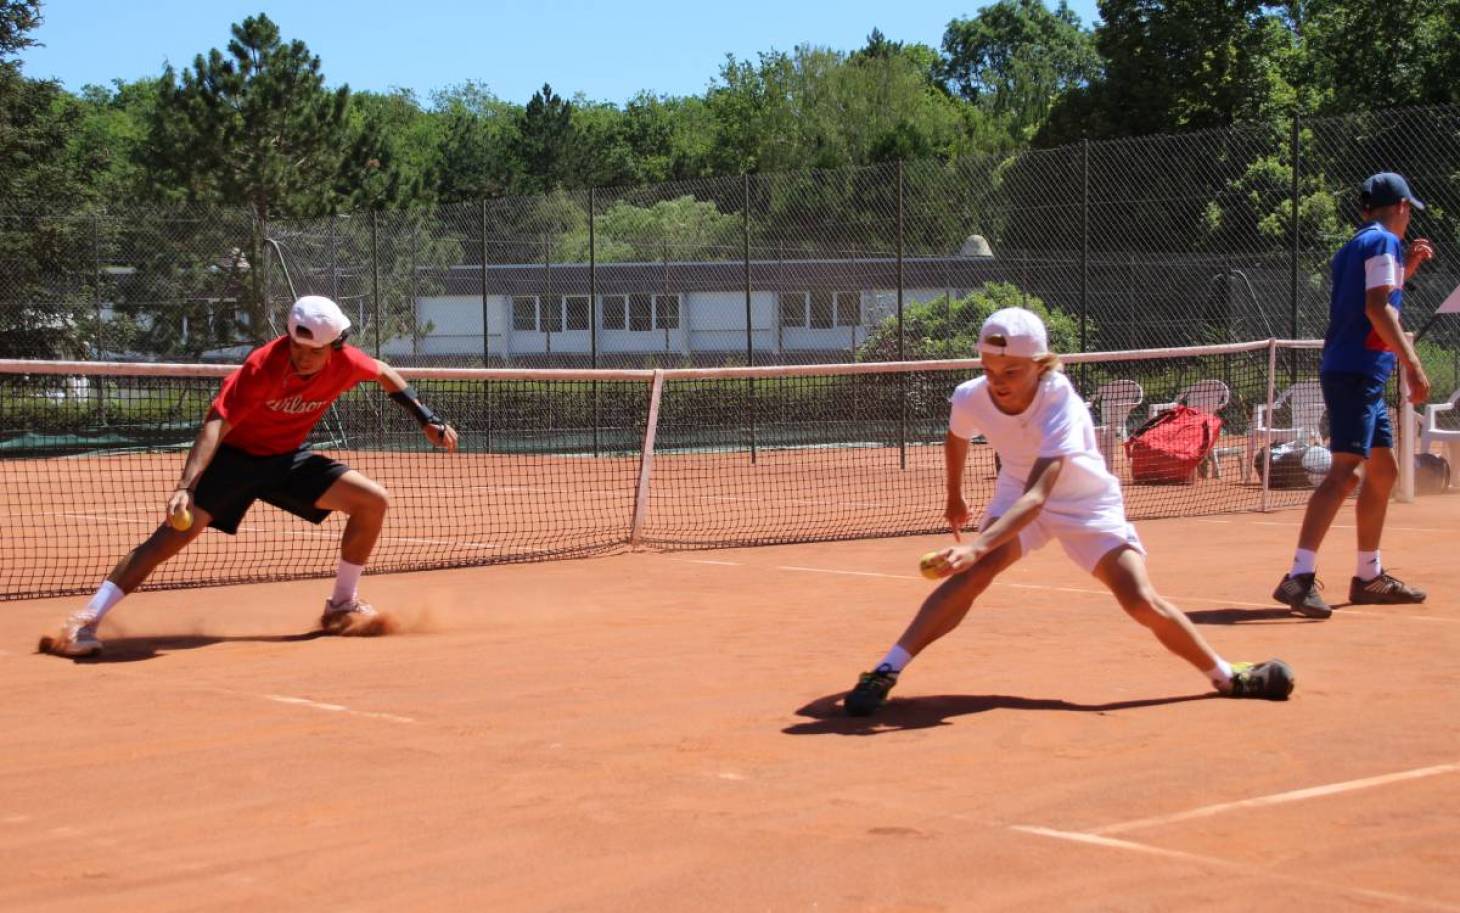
[1035,352,1063,374]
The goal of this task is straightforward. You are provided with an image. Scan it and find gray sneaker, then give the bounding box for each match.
[1272,572,1331,619]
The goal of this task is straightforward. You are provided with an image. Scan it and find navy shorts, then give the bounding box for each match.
[193,445,351,535]
[1320,371,1392,458]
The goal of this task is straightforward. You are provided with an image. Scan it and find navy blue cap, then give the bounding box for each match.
[1361,172,1425,210]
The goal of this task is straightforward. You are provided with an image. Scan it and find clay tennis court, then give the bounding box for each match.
[3,491,1457,911]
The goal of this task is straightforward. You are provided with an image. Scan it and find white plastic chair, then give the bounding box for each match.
[1147,379,1234,477]
[1245,380,1325,482]
[1418,387,1460,485]
[1088,380,1144,470]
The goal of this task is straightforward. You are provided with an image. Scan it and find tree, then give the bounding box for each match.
[1040,0,1297,144]
[0,0,40,58]
[940,0,1099,140]
[1304,0,1460,111]
[0,4,103,358]
[140,14,408,342]
[429,81,524,202]
[857,282,1084,360]
[514,83,575,192]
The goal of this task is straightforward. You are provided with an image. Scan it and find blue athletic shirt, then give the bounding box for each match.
[1320,222,1404,380]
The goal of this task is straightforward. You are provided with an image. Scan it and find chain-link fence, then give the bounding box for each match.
[2,104,1457,390]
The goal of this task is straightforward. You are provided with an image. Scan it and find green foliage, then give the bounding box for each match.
[941,0,1099,142]
[555,195,740,262]
[0,0,40,59]
[857,283,1085,361]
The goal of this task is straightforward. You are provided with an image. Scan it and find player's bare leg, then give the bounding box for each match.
[1093,545,1221,672]
[892,539,1022,659]
[844,539,1020,715]
[1095,546,1293,699]
[39,506,213,657]
[314,471,393,635]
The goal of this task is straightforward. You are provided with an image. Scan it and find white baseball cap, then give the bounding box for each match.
[287,295,352,348]
[978,307,1049,358]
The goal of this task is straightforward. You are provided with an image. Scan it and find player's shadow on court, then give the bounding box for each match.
[784,691,1213,735]
[1185,607,1318,625]
[62,632,326,663]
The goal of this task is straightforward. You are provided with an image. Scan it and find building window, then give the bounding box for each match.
[780,291,859,328]
[512,296,536,331]
[629,293,653,331]
[779,292,807,327]
[601,295,626,330]
[566,296,590,331]
[654,294,680,330]
[809,290,835,329]
[540,295,563,333]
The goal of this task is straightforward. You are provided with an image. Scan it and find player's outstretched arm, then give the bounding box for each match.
[943,455,1064,573]
[169,410,231,519]
[374,361,459,451]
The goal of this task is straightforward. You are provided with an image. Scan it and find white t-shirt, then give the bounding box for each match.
[948,371,1123,509]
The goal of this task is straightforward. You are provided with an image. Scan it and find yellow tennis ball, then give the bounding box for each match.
[919,551,946,580]
[169,508,192,531]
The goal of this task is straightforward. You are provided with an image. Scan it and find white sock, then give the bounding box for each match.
[331,560,365,605]
[1290,548,1318,577]
[80,581,125,624]
[877,644,912,674]
[1356,550,1381,581]
[1205,657,1234,691]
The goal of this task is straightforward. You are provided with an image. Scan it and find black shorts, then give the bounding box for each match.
[193,445,351,535]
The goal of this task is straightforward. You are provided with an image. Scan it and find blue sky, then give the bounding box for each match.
[20,0,1102,106]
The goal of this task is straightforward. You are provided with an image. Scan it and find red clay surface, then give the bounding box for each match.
[2,495,1458,912]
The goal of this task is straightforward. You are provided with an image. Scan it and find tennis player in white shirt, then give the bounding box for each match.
[845,307,1295,715]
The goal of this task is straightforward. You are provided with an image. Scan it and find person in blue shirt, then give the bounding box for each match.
[1273,173,1433,618]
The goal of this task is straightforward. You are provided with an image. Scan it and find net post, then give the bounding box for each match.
[630,369,666,544]
[1397,333,1416,503]
[1260,337,1278,511]
[1289,112,1301,386]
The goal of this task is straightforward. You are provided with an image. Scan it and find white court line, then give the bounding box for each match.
[258,693,417,725]
[59,511,500,551]
[1009,825,1460,913]
[673,558,744,566]
[766,562,1458,622]
[1196,519,1458,534]
[1091,763,1460,836]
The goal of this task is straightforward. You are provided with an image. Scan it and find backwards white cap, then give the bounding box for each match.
[287,295,351,348]
[978,307,1049,358]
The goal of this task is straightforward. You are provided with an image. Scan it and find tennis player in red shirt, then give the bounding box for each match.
[43,296,458,657]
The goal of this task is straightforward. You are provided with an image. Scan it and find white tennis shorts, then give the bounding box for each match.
[983,485,1145,574]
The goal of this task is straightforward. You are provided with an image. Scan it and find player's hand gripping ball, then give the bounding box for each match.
[919,550,948,580]
[169,508,193,532]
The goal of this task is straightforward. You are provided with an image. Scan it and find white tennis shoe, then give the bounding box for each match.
[45,613,103,657]
[320,597,386,636]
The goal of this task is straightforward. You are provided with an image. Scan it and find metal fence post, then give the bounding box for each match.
[589,187,598,457]
[744,173,757,463]
[897,159,907,470]
[370,209,381,358]
[480,200,489,367]
[1289,113,1301,384]
[1080,137,1090,365]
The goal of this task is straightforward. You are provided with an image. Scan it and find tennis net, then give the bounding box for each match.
[3,338,1397,600]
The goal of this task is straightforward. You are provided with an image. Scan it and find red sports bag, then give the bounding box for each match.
[1124,405,1222,484]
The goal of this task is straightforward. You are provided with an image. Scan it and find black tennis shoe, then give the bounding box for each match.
[1272,572,1331,618]
[1227,659,1295,700]
[1349,573,1426,605]
[845,664,899,716]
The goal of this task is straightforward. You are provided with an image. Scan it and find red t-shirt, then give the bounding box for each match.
[212,336,380,456]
